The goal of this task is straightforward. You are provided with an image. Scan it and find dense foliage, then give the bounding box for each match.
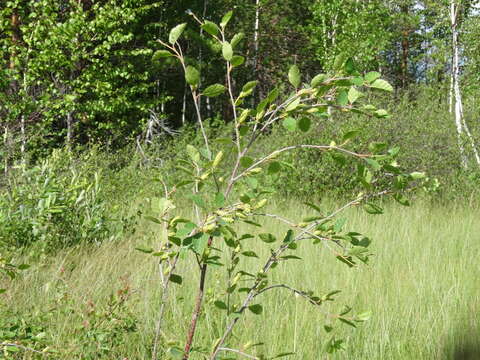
[1,1,480,359]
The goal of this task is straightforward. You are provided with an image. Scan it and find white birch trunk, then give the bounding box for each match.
[451,1,467,167]
[182,85,187,125]
[451,0,480,167]
[253,0,260,73]
[3,125,9,175]
[67,111,73,145]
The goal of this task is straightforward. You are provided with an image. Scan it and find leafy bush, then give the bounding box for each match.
[142,12,425,359]
[0,149,115,253]
[0,278,138,359]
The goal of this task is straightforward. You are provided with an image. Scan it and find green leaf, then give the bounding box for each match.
[186,144,200,163]
[311,73,327,87]
[170,274,183,285]
[374,109,389,118]
[242,81,258,93]
[191,233,209,253]
[337,91,348,106]
[268,161,281,174]
[369,142,388,153]
[351,76,364,86]
[285,98,300,112]
[364,71,381,83]
[334,218,346,233]
[17,264,30,270]
[259,233,276,243]
[245,177,259,189]
[342,130,360,142]
[280,255,302,260]
[215,192,225,208]
[189,194,206,209]
[324,325,334,333]
[169,23,187,45]
[135,247,154,254]
[348,87,362,104]
[288,65,301,88]
[185,66,200,87]
[304,202,322,213]
[333,53,348,71]
[248,304,263,314]
[272,352,296,359]
[231,55,245,67]
[393,193,410,206]
[283,229,294,243]
[201,21,219,36]
[267,88,280,103]
[339,317,357,328]
[222,41,233,61]
[364,203,383,215]
[239,125,249,136]
[356,310,372,322]
[242,251,258,258]
[203,84,226,97]
[220,11,233,28]
[282,117,297,132]
[167,347,184,359]
[152,197,175,214]
[214,300,228,310]
[0,289,6,294]
[231,32,245,48]
[298,117,311,132]
[145,216,162,224]
[212,151,224,168]
[365,158,381,171]
[410,172,426,179]
[240,156,254,168]
[370,79,393,92]
[153,50,173,60]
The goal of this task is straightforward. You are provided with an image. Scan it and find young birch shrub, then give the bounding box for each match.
[147,11,424,360]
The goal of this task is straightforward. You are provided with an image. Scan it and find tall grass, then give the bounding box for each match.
[2,201,479,359]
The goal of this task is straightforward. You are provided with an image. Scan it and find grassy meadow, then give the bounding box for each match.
[3,200,480,359]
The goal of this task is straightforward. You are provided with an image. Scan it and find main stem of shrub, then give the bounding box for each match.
[182,236,213,359]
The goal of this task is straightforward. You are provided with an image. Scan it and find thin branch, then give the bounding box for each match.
[233,144,369,183]
[254,284,321,306]
[0,343,46,355]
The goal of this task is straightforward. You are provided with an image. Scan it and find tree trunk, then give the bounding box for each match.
[450,0,480,167]
[67,111,74,146]
[451,1,467,167]
[253,0,260,71]
[400,5,410,88]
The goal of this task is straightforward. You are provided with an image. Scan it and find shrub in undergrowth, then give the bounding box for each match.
[0,278,138,359]
[0,149,116,254]
[143,11,427,360]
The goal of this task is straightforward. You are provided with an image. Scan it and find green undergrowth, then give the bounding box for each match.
[1,201,479,359]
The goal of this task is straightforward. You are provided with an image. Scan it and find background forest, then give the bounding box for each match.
[1,1,480,359]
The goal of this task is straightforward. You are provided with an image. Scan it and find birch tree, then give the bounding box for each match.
[450,0,480,167]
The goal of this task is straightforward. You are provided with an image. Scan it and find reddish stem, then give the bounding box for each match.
[182,236,213,359]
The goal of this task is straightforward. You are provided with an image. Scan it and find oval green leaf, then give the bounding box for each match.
[282,117,297,132]
[169,23,187,45]
[185,66,200,86]
[288,64,301,88]
[201,20,219,36]
[203,84,226,97]
[222,41,233,61]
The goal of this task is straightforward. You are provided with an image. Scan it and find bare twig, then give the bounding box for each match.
[233,144,369,184]
[254,284,320,305]
[0,343,47,355]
